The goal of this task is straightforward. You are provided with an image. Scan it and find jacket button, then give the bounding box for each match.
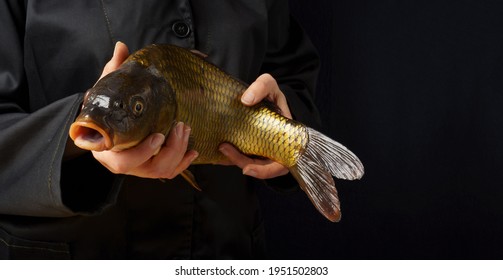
[172,21,191,38]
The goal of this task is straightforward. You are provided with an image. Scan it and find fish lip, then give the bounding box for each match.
[69,120,113,151]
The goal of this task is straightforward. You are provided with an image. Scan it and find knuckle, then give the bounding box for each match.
[260,73,274,81]
[260,73,276,86]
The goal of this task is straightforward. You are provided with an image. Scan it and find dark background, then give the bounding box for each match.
[258,0,503,259]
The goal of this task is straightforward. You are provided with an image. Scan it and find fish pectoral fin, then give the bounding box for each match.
[190,49,208,59]
[180,170,202,191]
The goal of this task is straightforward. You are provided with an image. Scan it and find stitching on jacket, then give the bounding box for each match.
[100,0,116,45]
[0,237,69,254]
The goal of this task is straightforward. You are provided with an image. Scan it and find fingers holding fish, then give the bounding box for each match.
[241,73,292,119]
[229,73,292,179]
[92,123,198,179]
[219,143,289,179]
[143,122,198,179]
[91,133,166,175]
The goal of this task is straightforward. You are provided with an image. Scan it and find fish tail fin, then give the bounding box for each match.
[289,128,364,222]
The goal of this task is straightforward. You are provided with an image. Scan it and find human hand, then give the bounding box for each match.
[91,42,198,178]
[219,74,291,179]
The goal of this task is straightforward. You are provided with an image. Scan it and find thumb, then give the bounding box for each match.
[100,41,130,79]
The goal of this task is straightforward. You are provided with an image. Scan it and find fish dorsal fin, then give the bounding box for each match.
[190,49,208,59]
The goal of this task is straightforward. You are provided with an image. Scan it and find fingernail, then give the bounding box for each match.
[150,134,165,148]
[113,41,121,56]
[183,125,191,142]
[219,145,228,155]
[243,168,257,177]
[190,151,199,162]
[175,122,184,139]
[241,91,255,105]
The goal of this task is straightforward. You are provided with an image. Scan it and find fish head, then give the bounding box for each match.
[69,62,176,152]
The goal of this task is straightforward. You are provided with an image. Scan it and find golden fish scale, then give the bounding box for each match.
[135,45,308,167]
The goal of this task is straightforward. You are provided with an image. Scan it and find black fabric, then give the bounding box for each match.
[0,227,70,259]
[259,0,503,259]
[0,0,320,259]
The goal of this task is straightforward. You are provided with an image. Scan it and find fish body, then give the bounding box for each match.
[69,44,364,222]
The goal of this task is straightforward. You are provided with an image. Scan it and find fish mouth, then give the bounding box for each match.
[69,121,113,151]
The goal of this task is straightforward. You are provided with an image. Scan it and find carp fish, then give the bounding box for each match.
[69,44,364,222]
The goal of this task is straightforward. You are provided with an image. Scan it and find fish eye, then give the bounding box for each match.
[133,100,144,116]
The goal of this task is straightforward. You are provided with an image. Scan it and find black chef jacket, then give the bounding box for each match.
[0,0,320,259]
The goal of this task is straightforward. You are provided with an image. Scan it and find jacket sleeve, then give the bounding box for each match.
[260,0,322,191]
[0,1,121,217]
[261,0,322,128]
